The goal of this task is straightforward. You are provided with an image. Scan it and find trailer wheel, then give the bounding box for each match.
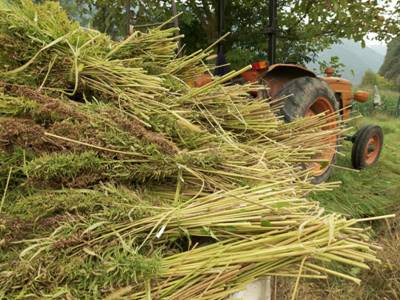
[276,77,340,184]
[351,125,383,169]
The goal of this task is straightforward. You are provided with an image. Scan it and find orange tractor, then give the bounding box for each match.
[240,62,383,183]
[194,0,384,183]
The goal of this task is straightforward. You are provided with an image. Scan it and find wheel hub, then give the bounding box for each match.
[365,135,380,165]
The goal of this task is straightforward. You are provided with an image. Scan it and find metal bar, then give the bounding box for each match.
[172,0,179,28]
[171,0,181,56]
[215,0,230,76]
[125,0,132,37]
[267,0,277,64]
[217,0,225,55]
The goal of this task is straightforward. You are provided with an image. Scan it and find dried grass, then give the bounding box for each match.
[0,1,389,299]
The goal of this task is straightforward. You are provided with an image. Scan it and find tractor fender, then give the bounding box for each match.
[263,64,316,98]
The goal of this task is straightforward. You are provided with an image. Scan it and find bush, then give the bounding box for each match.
[225,48,267,70]
[318,55,346,76]
[353,89,400,117]
[361,69,397,91]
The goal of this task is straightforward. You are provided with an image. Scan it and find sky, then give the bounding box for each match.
[366,34,386,47]
[367,0,399,47]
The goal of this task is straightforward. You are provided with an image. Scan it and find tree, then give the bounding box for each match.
[317,56,346,77]
[379,36,400,88]
[361,69,396,91]
[60,0,400,67]
[59,0,169,39]
[177,0,400,67]
[361,69,379,87]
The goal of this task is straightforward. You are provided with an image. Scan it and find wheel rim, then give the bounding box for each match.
[305,96,337,177]
[365,134,381,165]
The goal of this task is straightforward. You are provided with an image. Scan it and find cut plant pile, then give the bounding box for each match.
[0,1,388,299]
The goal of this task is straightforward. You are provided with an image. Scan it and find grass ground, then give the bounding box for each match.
[311,113,400,218]
[277,90,400,299]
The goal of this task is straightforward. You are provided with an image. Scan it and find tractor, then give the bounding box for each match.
[174,2,385,297]
[238,60,384,183]
[191,0,384,184]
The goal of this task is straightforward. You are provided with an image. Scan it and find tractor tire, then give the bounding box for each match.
[276,77,340,184]
[351,125,383,169]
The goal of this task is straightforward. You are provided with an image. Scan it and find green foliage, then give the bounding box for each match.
[361,69,377,86]
[26,151,103,183]
[88,247,162,283]
[60,0,400,66]
[353,89,400,117]
[379,36,400,86]
[10,184,161,222]
[225,48,267,70]
[0,149,28,191]
[1,242,162,298]
[64,0,169,39]
[11,189,113,219]
[361,70,397,91]
[0,95,38,117]
[23,151,194,186]
[317,56,346,77]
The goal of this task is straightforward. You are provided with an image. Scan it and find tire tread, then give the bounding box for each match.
[276,77,340,183]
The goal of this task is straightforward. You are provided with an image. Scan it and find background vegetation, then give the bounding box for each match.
[361,69,397,91]
[278,88,400,299]
[19,1,400,298]
[380,36,400,85]
[51,0,400,68]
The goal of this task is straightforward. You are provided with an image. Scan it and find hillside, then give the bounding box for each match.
[369,44,387,56]
[379,36,400,84]
[308,39,385,85]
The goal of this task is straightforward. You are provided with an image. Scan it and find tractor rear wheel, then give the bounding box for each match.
[276,77,340,184]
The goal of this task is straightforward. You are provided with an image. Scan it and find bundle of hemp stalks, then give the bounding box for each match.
[0,1,390,299]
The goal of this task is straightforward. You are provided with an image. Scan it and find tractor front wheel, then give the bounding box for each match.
[276,77,340,184]
[351,125,383,169]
